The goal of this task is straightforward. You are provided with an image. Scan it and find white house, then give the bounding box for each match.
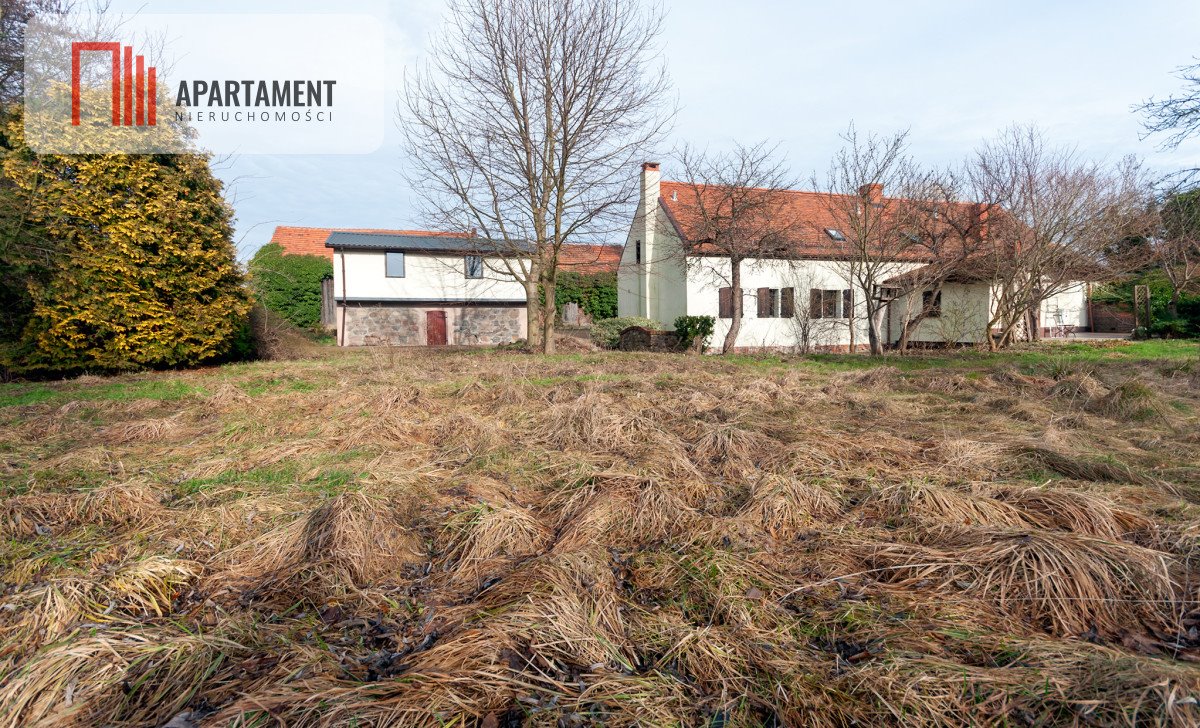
[328,231,530,346]
[617,163,1091,351]
[261,228,620,347]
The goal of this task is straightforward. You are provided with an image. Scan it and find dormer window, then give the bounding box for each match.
[824,228,846,241]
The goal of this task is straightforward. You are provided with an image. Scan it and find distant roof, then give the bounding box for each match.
[557,244,623,274]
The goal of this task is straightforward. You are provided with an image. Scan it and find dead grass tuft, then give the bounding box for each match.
[207,490,423,605]
[870,480,1030,528]
[738,474,842,538]
[864,527,1182,637]
[103,416,182,444]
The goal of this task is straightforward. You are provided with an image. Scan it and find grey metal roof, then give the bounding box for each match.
[326,231,534,254]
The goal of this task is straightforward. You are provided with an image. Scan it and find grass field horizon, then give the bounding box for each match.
[3,339,1200,726]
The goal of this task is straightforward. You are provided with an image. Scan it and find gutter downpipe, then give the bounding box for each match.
[338,248,347,347]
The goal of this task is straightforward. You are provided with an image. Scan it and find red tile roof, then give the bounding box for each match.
[557,244,623,274]
[657,181,983,261]
[267,226,621,273]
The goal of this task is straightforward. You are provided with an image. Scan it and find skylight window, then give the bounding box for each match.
[824,228,846,241]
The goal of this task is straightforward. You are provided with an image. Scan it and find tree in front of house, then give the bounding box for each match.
[673,141,801,354]
[249,243,332,330]
[0,110,250,373]
[400,0,673,354]
[971,125,1146,349]
[814,126,925,356]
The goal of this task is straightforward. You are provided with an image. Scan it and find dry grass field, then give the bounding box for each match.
[2,340,1200,727]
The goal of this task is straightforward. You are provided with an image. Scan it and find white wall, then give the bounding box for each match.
[333,250,528,302]
[889,283,992,345]
[684,257,920,350]
[616,209,644,318]
[648,224,689,326]
[1041,282,1089,332]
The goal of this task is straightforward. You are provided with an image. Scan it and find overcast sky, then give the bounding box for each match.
[105,0,1200,259]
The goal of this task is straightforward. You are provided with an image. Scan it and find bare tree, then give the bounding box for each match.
[970,125,1145,349]
[1137,59,1200,181]
[785,267,843,353]
[671,141,800,353]
[813,126,922,356]
[1148,186,1200,318]
[400,0,672,353]
[890,165,988,351]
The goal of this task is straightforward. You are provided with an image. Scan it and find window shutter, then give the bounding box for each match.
[718,287,732,319]
[757,288,770,317]
[843,289,852,319]
[781,287,794,318]
[810,289,822,319]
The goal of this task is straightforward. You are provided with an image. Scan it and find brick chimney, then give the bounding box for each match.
[859,183,883,205]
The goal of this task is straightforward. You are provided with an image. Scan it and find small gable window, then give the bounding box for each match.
[385,252,405,278]
[465,254,484,279]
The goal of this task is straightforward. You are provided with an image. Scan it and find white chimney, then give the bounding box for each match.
[637,162,661,319]
[641,161,661,206]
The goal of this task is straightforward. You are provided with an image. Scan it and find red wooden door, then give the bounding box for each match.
[426,310,447,346]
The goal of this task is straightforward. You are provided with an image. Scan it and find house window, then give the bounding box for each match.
[465,254,483,279]
[635,240,642,264]
[756,287,795,318]
[922,290,942,318]
[385,251,405,278]
[809,289,852,319]
[824,228,846,241]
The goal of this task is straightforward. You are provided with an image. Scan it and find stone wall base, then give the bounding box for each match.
[339,302,526,346]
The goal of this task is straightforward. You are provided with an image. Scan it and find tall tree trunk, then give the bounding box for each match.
[1169,290,1181,319]
[523,278,542,351]
[898,313,925,353]
[865,301,885,356]
[722,258,742,354]
[541,277,556,354]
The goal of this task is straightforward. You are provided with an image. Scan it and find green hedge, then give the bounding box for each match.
[248,243,332,330]
[554,271,617,321]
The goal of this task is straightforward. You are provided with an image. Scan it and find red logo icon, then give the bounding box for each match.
[71,42,157,126]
